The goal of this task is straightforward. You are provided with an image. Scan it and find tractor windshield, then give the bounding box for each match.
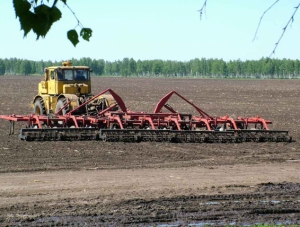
[75,69,89,81]
[57,69,90,81]
[64,70,73,80]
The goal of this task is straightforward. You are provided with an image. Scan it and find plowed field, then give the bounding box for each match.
[0,76,300,226]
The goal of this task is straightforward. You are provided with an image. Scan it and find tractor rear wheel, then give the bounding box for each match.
[55,98,68,115]
[34,98,46,115]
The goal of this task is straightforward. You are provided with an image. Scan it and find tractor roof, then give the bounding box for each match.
[46,66,90,70]
[46,61,90,70]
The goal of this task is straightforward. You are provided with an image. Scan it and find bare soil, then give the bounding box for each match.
[0,76,300,226]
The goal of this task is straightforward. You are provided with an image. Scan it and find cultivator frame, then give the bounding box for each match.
[0,88,291,143]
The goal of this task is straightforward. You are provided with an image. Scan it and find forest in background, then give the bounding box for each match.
[0,57,299,79]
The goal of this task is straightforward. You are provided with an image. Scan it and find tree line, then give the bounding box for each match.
[0,57,300,79]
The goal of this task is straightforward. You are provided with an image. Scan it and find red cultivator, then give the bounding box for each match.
[0,88,291,142]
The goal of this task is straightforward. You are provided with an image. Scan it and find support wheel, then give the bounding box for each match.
[34,98,46,115]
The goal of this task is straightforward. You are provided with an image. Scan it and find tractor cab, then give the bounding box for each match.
[39,61,92,96]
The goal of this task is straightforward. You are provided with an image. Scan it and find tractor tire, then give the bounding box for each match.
[34,98,46,115]
[55,98,69,115]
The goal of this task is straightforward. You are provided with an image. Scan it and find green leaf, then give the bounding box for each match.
[13,0,31,18]
[67,29,79,46]
[20,11,35,37]
[31,5,61,39]
[50,6,62,22]
[13,0,34,36]
[80,28,92,41]
[32,5,52,39]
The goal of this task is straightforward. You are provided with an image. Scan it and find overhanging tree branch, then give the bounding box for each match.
[269,3,300,58]
[252,0,280,42]
[13,0,92,47]
[199,0,300,58]
[51,0,59,8]
[64,2,82,28]
[63,1,93,46]
[198,0,207,20]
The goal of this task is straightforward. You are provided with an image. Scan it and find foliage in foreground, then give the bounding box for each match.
[12,0,92,46]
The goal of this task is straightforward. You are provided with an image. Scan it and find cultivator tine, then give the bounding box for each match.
[9,121,15,135]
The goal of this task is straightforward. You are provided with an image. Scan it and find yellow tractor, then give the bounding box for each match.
[33,61,116,115]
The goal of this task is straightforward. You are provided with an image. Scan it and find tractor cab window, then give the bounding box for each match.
[64,70,73,81]
[56,69,71,81]
[75,69,89,81]
[56,69,63,80]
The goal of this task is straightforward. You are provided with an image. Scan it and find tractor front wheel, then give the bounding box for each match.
[34,98,46,115]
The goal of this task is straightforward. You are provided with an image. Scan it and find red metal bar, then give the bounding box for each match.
[144,116,155,129]
[67,88,127,116]
[98,103,118,116]
[67,88,110,116]
[70,115,79,128]
[33,115,42,129]
[154,91,213,119]
[55,100,71,115]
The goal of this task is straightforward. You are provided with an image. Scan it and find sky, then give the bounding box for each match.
[1,0,300,62]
